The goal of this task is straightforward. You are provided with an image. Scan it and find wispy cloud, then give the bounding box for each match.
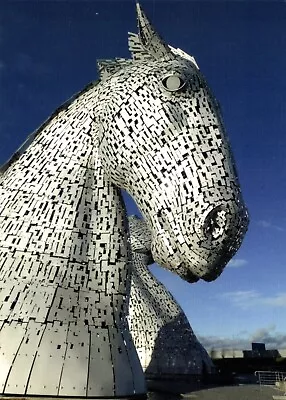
[199,324,286,350]
[257,220,284,231]
[198,334,249,351]
[219,290,286,309]
[227,258,248,268]
[15,53,50,76]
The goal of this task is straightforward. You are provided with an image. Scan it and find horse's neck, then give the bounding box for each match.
[130,253,183,321]
[0,87,147,396]
[2,90,98,184]
[0,90,131,297]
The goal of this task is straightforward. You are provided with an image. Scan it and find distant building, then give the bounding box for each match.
[252,342,266,352]
[208,343,286,359]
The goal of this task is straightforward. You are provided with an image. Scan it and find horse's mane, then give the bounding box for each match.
[0,30,198,176]
[0,19,199,176]
[0,79,100,175]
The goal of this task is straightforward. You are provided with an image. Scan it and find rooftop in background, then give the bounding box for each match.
[209,348,286,359]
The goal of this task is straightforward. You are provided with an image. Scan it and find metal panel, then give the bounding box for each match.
[121,327,146,394]
[58,323,89,397]
[0,321,26,392]
[87,327,114,397]
[108,326,134,397]
[4,321,45,395]
[0,283,26,320]
[47,287,78,323]
[26,321,68,396]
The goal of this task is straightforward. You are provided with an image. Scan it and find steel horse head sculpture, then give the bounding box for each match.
[99,5,248,283]
[0,3,248,399]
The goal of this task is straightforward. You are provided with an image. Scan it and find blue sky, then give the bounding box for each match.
[0,0,286,350]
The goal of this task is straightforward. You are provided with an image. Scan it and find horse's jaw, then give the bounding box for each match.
[150,236,229,283]
[150,205,248,283]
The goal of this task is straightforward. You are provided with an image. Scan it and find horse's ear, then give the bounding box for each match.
[130,2,174,61]
[128,32,154,62]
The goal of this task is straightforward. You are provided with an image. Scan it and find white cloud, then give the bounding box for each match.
[263,293,286,307]
[258,220,271,228]
[199,324,286,350]
[219,290,286,309]
[251,325,275,341]
[227,258,248,268]
[257,220,284,231]
[198,334,249,350]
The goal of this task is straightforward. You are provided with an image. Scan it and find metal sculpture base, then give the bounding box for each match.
[0,320,145,398]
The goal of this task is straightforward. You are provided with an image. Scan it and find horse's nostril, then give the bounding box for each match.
[203,206,227,240]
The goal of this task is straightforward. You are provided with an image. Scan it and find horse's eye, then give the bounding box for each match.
[162,75,186,92]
